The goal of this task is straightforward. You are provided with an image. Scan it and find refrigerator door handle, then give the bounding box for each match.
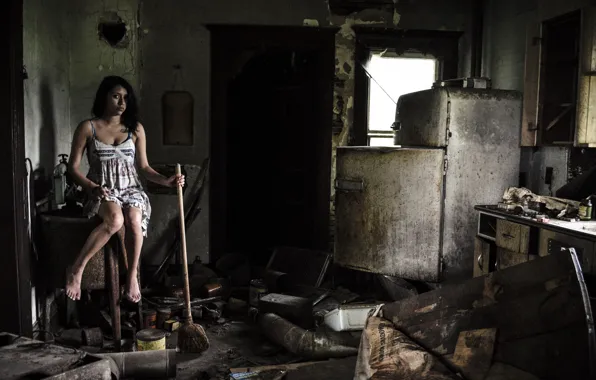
[335,178,364,192]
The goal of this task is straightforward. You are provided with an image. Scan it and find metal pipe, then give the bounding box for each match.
[258,313,359,360]
[98,349,177,379]
[470,0,485,77]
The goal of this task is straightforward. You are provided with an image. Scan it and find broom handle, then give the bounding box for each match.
[176,164,192,321]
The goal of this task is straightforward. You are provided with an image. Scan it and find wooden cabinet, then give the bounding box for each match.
[495,219,535,270]
[576,6,596,147]
[495,219,531,254]
[473,237,492,277]
[521,22,541,147]
[475,208,596,277]
[538,229,595,274]
[521,6,596,147]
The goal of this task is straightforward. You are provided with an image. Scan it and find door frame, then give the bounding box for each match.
[207,25,338,262]
[1,0,32,335]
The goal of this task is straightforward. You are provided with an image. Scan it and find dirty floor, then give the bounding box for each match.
[170,318,357,380]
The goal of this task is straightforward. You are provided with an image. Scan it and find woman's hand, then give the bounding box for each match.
[91,185,110,200]
[165,174,185,188]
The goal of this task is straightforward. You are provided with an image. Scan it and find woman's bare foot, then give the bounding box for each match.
[125,276,141,303]
[66,267,82,301]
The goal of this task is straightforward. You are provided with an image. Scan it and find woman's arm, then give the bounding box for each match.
[135,123,182,187]
[68,121,102,193]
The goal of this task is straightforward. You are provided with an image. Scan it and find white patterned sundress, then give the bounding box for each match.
[83,119,152,237]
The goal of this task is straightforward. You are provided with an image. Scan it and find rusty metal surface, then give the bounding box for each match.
[393,88,522,282]
[0,333,111,380]
[441,89,522,282]
[394,88,449,146]
[334,147,444,282]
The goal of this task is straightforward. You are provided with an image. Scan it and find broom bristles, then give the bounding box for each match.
[178,320,210,353]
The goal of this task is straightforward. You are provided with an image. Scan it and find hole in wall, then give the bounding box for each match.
[98,12,129,48]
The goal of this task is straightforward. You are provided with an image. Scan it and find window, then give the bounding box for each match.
[366,53,437,146]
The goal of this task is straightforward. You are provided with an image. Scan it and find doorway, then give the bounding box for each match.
[209,25,336,264]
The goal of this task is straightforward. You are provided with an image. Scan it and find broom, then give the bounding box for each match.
[175,163,210,353]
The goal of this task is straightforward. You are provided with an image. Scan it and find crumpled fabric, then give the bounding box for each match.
[501,187,580,218]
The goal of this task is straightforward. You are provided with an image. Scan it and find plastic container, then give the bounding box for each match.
[324,303,383,331]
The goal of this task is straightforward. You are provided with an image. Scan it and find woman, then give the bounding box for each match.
[65,75,184,303]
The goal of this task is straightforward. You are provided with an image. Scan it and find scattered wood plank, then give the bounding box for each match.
[381,252,593,379]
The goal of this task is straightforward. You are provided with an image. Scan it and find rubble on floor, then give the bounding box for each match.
[13,246,593,379]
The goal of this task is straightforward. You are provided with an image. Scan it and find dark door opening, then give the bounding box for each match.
[209,26,336,265]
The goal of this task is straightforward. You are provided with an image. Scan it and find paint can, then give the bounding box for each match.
[249,279,268,307]
[156,308,171,330]
[136,329,166,351]
[142,309,157,329]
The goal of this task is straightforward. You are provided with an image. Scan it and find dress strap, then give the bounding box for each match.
[90,119,97,137]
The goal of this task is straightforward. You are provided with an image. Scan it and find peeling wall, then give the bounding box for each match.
[69,0,140,173]
[24,0,140,174]
[24,0,70,176]
[24,0,71,329]
[482,0,593,195]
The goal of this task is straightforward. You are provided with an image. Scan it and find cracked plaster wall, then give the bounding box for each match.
[69,0,140,174]
[24,0,71,178]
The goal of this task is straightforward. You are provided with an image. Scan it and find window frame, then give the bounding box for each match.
[365,52,439,145]
[352,28,462,146]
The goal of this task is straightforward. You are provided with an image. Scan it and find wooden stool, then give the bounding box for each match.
[39,214,143,351]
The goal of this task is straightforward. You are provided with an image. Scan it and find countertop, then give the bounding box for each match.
[475,205,596,241]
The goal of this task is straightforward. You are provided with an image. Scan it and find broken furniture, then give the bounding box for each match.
[265,246,332,289]
[39,213,141,350]
[0,332,112,380]
[475,204,596,276]
[335,87,522,284]
[381,250,596,379]
[0,332,176,379]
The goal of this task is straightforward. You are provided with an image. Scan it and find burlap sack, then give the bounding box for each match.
[354,315,459,380]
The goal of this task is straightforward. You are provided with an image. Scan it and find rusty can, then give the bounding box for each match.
[156,308,171,330]
[249,279,268,307]
[142,309,157,329]
[136,329,166,351]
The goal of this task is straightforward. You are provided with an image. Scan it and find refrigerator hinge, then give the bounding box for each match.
[443,157,449,174]
[445,100,452,145]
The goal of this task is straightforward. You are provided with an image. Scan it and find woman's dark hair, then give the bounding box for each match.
[92,75,139,133]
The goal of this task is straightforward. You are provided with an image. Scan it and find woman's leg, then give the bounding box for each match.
[123,206,143,303]
[65,202,124,300]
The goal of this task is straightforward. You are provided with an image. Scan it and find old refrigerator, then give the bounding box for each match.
[334,88,522,283]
